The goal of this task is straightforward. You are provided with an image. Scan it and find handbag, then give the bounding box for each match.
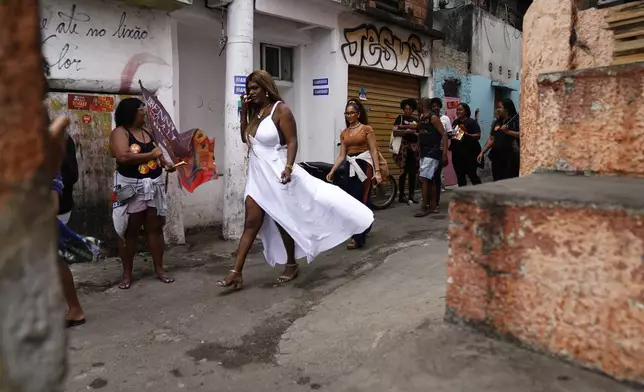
[114,173,137,204]
[376,150,390,178]
[389,131,402,155]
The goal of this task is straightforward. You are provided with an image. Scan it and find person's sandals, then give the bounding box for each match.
[414,207,439,217]
[66,318,86,328]
[118,280,132,290]
[217,270,244,290]
[277,265,299,284]
[156,275,175,284]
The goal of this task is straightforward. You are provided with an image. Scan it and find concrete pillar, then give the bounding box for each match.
[223,0,254,240]
[0,1,67,391]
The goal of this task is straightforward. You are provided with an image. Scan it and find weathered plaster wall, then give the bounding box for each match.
[431,40,469,74]
[446,174,644,384]
[535,65,644,177]
[431,40,470,104]
[520,0,623,176]
[433,68,471,102]
[471,7,522,85]
[176,20,226,229]
[40,0,173,93]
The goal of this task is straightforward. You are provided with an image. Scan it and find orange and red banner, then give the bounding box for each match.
[176,129,218,193]
[140,81,218,193]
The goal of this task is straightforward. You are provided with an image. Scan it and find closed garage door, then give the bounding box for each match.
[347,66,421,177]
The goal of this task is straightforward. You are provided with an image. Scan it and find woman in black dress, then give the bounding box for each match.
[450,103,482,186]
[392,98,419,203]
[478,99,520,181]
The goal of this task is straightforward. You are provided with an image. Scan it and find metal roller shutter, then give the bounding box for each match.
[347,66,421,177]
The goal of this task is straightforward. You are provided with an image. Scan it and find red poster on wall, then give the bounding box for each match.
[68,94,92,111]
[90,96,115,112]
[67,94,115,113]
[445,97,460,123]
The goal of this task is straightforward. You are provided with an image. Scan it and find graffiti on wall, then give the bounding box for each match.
[341,25,426,76]
[40,2,170,92]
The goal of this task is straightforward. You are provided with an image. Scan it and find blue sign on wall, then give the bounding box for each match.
[234,85,246,95]
[313,88,330,96]
[234,75,247,85]
[313,78,329,86]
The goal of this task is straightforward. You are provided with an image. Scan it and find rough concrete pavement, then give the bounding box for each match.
[63,200,640,392]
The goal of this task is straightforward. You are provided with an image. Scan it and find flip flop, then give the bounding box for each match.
[414,209,431,217]
[66,318,86,328]
[118,280,131,290]
[156,275,175,284]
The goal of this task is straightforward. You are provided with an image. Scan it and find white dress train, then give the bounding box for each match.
[245,102,374,266]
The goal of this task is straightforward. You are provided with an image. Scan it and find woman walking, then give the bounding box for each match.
[109,98,176,290]
[392,98,419,203]
[216,71,373,290]
[327,99,383,249]
[415,98,448,217]
[450,103,482,186]
[478,99,520,181]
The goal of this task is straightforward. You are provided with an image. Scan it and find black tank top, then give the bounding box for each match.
[116,128,163,180]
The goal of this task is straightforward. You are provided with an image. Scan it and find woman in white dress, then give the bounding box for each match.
[217,70,374,290]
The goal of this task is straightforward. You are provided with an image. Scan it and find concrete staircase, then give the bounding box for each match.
[445,63,644,385]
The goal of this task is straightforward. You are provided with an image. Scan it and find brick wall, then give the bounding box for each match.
[400,0,431,24]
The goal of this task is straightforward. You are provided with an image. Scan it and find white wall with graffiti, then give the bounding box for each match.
[338,15,432,78]
[470,7,522,85]
[40,0,173,93]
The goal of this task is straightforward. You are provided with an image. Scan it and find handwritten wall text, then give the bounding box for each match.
[40,3,152,74]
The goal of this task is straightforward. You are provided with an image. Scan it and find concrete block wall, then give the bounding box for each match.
[520,0,628,176]
[446,174,644,384]
[445,0,644,385]
[535,64,644,177]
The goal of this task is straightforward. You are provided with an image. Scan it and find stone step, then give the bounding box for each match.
[445,172,644,385]
[522,63,644,177]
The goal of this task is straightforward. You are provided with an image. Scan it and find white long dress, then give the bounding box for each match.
[245,101,374,266]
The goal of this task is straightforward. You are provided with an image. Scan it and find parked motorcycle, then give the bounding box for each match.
[298,161,397,210]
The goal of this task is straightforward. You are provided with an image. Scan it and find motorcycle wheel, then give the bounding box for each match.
[371,175,397,210]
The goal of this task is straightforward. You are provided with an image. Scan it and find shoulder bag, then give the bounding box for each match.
[114,172,137,204]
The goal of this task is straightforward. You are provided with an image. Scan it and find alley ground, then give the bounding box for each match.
[66,195,640,392]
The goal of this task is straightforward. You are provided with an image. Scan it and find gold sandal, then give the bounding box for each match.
[216,270,243,290]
